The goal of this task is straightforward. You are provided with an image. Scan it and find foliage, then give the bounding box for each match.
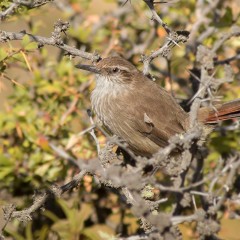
[0,0,240,239]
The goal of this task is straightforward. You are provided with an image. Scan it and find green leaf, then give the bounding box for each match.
[0,48,8,62]
[4,228,25,240]
[0,0,11,9]
[43,210,60,222]
[217,7,233,28]
[21,34,38,51]
[83,225,115,240]
[77,203,93,230]
[69,27,91,43]
[37,81,63,94]
[57,200,93,232]
[0,167,13,179]
[35,225,49,240]
[21,35,31,47]
[47,166,62,180]
[25,42,38,51]
[0,154,13,166]
[34,164,51,177]
[25,222,33,240]
[51,219,72,240]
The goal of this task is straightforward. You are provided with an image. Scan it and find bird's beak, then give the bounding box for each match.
[75,64,101,74]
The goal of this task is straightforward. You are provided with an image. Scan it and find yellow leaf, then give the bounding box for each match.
[20,50,32,72]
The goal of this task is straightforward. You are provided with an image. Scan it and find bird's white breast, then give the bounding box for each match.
[91,75,125,126]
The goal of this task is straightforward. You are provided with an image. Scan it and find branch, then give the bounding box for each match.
[2,170,87,223]
[187,0,221,47]
[0,20,100,61]
[214,53,240,65]
[143,0,171,34]
[211,156,240,214]
[142,30,189,75]
[212,26,240,53]
[0,0,54,21]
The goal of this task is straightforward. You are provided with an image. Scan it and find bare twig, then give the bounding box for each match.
[0,0,54,21]
[142,30,189,75]
[7,170,87,222]
[143,0,171,34]
[214,53,240,65]
[187,0,221,47]
[0,25,100,61]
[212,26,240,53]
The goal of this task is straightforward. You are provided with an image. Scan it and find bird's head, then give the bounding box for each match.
[75,56,139,86]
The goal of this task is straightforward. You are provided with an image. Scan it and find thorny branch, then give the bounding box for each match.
[187,0,221,48]
[0,0,55,21]
[140,0,190,76]
[0,20,101,62]
[2,170,87,222]
[142,30,189,75]
[1,1,240,239]
[4,128,239,238]
[143,0,171,34]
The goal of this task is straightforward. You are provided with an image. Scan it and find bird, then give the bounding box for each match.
[75,56,240,157]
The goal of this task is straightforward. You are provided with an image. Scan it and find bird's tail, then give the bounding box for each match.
[201,99,240,124]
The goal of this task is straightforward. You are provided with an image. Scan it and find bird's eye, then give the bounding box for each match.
[112,67,119,73]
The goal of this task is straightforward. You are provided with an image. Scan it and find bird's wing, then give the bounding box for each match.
[124,79,188,148]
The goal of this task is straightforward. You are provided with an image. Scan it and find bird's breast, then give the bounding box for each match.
[90,86,160,156]
[91,85,124,128]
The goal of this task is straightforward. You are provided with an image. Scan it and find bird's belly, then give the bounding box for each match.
[126,135,160,157]
[96,107,159,156]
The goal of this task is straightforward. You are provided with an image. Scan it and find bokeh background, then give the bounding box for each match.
[0,0,240,239]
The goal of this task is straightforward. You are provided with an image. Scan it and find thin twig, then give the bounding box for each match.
[0,29,100,61]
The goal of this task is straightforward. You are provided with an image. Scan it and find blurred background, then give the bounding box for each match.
[0,0,240,239]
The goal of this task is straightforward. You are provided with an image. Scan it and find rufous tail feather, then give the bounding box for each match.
[203,99,240,124]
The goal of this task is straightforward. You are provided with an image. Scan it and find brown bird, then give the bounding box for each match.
[76,56,240,157]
